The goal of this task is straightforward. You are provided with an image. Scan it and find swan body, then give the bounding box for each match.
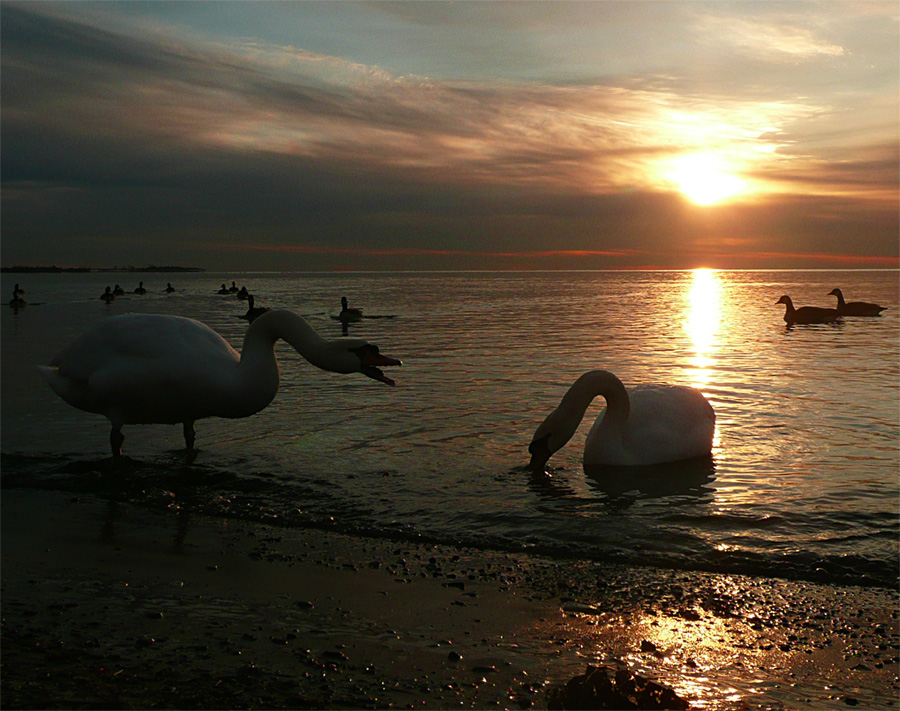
[776,295,839,325]
[828,288,886,317]
[10,283,26,307]
[528,370,715,469]
[39,309,401,457]
[241,294,270,322]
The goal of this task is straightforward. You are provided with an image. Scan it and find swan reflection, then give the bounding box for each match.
[584,456,716,501]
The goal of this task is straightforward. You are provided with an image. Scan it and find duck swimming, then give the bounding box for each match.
[828,288,886,317]
[776,295,840,325]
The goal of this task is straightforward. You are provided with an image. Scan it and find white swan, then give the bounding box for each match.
[39,309,401,457]
[528,370,715,469]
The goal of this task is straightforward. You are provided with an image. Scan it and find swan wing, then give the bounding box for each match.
[585,385,714,466]
[45,314,242,424]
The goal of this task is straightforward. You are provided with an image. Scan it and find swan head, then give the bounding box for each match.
[528,409,580,472]
[330,340,401,386]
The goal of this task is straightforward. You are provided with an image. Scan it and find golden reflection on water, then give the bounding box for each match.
[684,268,723,451]
[684,269,722,390]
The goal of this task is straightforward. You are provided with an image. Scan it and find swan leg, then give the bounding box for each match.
[110,426,124,458]
[183,421,196,451]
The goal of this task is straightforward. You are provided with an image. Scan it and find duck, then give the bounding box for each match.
[38,309,401,457]
[828,288,886,317]
[113,284,125,295]
[217,283,230,295]
[528,370,715,469]
[164,283,176,293]
[241,294,270,322]
[338,296,363,322]
[133,281,147,295]
[100,286,116,303]
[776,295,840,325]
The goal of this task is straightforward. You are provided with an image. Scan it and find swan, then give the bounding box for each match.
[776,295,839,325]
[339,296,363,322]
[134,281,146,295]
[228,281,239,293]
[38,309,401,457]
[100,286,116,303]
[164,283,175,293]
[828,288,886,317]
[237,286,250,300]
[9,283,26,308]
[241,294,270,322]
[528,370,715,469]
[113,284,125,295]
[217,284,230,295]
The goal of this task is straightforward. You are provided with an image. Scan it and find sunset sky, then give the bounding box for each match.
[2,1,898,271]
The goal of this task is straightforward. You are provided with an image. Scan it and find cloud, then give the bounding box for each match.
[696,13,844,60]
[1,3,896,271]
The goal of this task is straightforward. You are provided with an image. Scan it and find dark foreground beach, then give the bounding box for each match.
[2,489,897,710]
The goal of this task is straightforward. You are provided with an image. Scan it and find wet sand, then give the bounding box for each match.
[2,489,898,709]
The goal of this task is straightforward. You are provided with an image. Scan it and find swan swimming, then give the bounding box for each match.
[528,370,715,469]
[39,310,401,457]
[241,294,270,322]
[776,295,839,325]
[339,296,363,322]
[828,288,886,317]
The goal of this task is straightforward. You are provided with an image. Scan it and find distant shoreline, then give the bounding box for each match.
[1,265,205,274]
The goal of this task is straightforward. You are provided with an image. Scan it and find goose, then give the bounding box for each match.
[134,281,146,295]
[38,310,401,457]
[241,294,270,322]
[528,370,715,469]
[100,286,116,303]
[776,295,839,325]
[828,288,886,317]
[339,296,363,322]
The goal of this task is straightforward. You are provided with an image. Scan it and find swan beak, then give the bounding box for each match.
[360,351,402,386]
[528,435,552,472]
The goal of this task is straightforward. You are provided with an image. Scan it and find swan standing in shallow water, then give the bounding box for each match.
[528,370,715,469]
[828,288,886,317]
[39,310,401,457]
[776,295,839,325]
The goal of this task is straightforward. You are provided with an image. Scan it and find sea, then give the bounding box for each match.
[2,269,898,590]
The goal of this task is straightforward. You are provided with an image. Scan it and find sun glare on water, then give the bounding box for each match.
[668,152,744,206]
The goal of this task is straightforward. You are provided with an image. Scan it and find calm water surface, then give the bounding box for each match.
[2,270,898,588]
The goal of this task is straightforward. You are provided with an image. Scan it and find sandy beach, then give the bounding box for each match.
[2,488,898,710]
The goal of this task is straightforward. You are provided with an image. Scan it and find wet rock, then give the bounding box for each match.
[548,665,689,710]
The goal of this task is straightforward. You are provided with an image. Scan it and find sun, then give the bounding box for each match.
[668,152,744,206]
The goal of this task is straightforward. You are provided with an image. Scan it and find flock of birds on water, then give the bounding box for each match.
[7,278,888,466]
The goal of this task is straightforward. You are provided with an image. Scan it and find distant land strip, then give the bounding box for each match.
[1,265,205,274]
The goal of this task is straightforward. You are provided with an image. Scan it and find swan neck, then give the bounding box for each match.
[242,310,327,364]
[564,370,630,427]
